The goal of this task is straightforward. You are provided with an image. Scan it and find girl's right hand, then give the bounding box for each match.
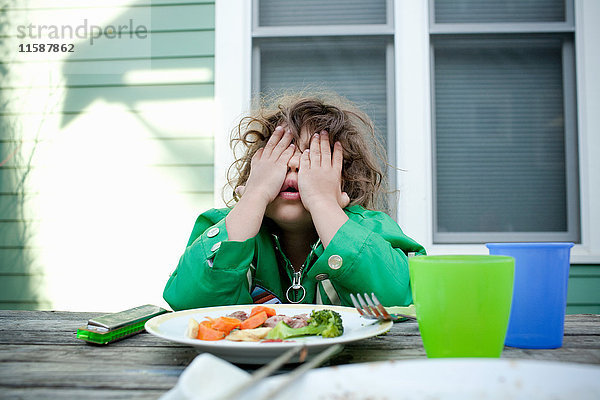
[238,126,295,206]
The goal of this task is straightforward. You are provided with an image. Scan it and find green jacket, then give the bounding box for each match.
[163,205,425,311]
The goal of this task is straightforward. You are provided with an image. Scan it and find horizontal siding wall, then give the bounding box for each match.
[566,265,600,314]
[0,0,216,311]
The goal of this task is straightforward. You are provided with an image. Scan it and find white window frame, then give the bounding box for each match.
[428,0,579,244]
[214,0,600,263]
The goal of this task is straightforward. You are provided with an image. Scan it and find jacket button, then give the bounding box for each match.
[211,242,221,252]
[315,273,329,281]
[207,227,219,238]
[328,255,343,270]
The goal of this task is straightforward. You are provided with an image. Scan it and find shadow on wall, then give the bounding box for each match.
[60,2,214,126]
[0,0,48,309]
[0,1,215,310]
[58,1,215,175]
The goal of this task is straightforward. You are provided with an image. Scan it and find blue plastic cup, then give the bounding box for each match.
[486,242,574,349]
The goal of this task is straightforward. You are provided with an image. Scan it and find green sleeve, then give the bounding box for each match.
[307,209,425,307]
[162,209,256,310]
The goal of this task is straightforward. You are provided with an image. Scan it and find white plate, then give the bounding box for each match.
[249,358,600,400]
[145,304,391,364]
[164,356,600,400]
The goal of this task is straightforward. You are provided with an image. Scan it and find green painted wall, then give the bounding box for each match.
[0,0,216,310]
[566,265,600,314]
[1,1,598,314]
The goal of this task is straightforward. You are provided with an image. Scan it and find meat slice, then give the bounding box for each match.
[288,314,309,328]
[226,311,248,321]
[224,311,310,329]
[263,315,292,328]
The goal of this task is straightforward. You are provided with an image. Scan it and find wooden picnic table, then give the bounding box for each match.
[0,310,599,399]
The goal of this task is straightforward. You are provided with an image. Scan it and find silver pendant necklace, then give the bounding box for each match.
[286,269,306,303]
[280,237,320,304]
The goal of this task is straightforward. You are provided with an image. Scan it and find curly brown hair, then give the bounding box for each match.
[225,90,390,212]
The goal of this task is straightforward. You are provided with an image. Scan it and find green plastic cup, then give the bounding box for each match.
[409,255,515,358]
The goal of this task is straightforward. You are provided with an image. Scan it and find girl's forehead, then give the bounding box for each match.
[296,126,316,149]
[298,126,313,139]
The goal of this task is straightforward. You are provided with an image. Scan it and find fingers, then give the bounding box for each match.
[251,148,264,164]
[335,143,348,208]
[332,141,344,172]
[307,130,333,167]
[320,130,331,162]
[340,191,350,208]
[309,132,321,166]
[255,126,295,166]
[235,185,246,197]
[300,147,310,170]
[263,126,293,157]
[262,126,284,157]
[273,128,294,160]
[300,132,341,171]
[278,142,295,166]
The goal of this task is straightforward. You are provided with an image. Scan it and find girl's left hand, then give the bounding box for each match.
[298,130,350,213]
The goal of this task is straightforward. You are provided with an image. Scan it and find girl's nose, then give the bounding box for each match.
[288,150,301,172]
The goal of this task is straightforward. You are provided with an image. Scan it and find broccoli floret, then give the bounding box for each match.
[265,310,344,340]
[308,310,344,338]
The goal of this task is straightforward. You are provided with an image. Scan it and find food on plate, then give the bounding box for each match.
[186,317,238,341]
[210,316,241,334]
[198,320,226,341]
[262,313,309,328]
[240,310,268,330]
[186,306,344,342]
[227,310,248,321]
[249,305,277,318]
[185,318,199,339]
[265,310,344,340]
[225,327,272,342]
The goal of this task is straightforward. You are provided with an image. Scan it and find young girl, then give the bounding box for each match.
[163,92,425,310]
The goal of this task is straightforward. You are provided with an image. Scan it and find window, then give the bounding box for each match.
[430,0,579,243]
[216,0,600,261]
[252,0,397,212]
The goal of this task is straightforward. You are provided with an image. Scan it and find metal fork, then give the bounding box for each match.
[350,292,417,322]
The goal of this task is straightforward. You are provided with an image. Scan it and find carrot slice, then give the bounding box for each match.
[211,317,241,334]
[197,322,225,341]
[240,311,268,330]
[250,306,276,318]
[200,320,213,328]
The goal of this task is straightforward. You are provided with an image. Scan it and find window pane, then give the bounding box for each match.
[258,0,387,26]
[434,0,565,23]
[434,37,570,237]
[258,37,389,147]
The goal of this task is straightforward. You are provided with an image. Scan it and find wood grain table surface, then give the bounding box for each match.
[0,310,599,399]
